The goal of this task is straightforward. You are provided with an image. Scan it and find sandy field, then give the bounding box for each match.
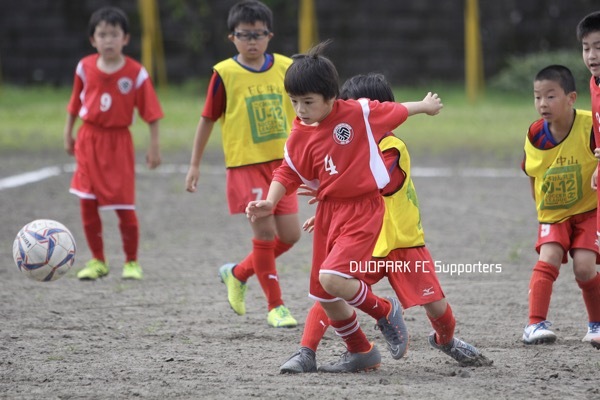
[1,150,599,399]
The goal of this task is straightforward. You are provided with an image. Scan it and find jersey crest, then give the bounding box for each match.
[118,77,133,94]
[332,123,354,145]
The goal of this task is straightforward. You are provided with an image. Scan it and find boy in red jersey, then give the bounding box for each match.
[280,73,490,373]
[577,11,600,350]
[185,0,300,328]
[521,65,600,346]
[64,6,163,281]
[247,42,443,372]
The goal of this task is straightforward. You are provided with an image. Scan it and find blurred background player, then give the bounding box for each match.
[64,6,163,281]
[521,65,600,345]
[577,11,600,350]
[280,73,489,373]
[185,0,300,328]
[247,43,443,372]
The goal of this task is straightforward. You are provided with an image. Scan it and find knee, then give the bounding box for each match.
[573,264,597,282]
[278,229,301,245]
[319,273,342,297]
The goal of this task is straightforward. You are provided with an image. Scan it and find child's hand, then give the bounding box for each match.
[594,147,600,160]
[185,166,200,192]
[422,92,443,116]
[303,216,316,233]
[64,136,75,156]
[246,200,274,222]
[146,147,161,170]
[297,184,319,205]
[592,168,598,191]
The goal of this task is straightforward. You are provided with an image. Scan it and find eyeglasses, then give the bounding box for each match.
[232,30,270,41]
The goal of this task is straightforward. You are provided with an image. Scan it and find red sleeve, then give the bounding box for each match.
[136,75,164,123]
[369,101,409,142]
[380,147,406,196]
[201,71,226,121]
[66,63,83,116]
[272,159,303,195]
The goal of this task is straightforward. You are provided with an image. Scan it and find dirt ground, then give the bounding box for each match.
[1,150,599,400]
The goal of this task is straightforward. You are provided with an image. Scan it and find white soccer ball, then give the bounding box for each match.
[12,219,77,282]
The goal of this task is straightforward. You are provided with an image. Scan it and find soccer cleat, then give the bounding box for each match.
[77,259,109,280]
[581,322,600,342]
[280,347,317,374]
[122,261,143,280]
[267,305,298,328]
[218,263,247,315]
[318,343,381,373]
[375,297,409,359]
[522,320,557,344]
[428,332,492,367]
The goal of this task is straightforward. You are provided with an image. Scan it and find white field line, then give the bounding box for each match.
[0,164,524,191]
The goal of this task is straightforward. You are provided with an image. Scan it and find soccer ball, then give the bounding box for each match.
[12,219,77,282]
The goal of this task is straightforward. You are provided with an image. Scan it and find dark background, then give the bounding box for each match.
[0,0,597,86]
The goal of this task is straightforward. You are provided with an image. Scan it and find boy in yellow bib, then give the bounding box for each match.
[521,65,600,345]
[185,1,300,328]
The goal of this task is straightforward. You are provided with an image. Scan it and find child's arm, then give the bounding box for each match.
[246,181,287,222]
[185,116,215,192]
[529,177,536,200]
[146,120,161,170]
[402,92,443,116]
[63,113,77,156]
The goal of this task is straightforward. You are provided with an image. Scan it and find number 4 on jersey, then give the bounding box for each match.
[324,155,338,175]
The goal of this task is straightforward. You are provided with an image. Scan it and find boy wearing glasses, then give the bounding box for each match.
[185,0,300,328]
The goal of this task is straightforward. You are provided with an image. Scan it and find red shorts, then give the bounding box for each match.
[309,192,384,301]
[70,123,135,210]
[536,209,600,264]
[363,246,445,309]
[226,160,298,215]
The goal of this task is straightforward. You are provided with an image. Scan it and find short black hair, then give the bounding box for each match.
[534,65,576,94]
[577,11,600,42]
[284,40,339,100]
[227,0,273,32]
[340,73,395,102]
[88,6,129,37]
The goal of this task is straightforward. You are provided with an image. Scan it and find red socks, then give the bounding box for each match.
[116,209,139,262]
[528,261,559,324]
[233,237,292,282]
[300,302,330,351]
[80,199,104,262]
[346,280,391,321]
[428,304,456,346]
[330,311,371,353]
[251,238,283,311]
[80,199,139,263]
[577,272,600,322]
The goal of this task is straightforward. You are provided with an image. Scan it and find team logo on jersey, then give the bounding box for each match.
[332,123,354,145]
[118,77,133,94]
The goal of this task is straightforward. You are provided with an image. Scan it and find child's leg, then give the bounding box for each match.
[116,209,138,262]
[320,274,391,320]
[425,299,455,345]
[573,250,600,324]
[80,199,104,261]
[320,300,371,353]
[528,243,563,324]
[233,238,288,281]
[300,301,330,351]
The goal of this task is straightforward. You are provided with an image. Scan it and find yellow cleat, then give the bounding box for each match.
[77,259,109,280]
[267,305,297,328]
[219,263,247,315]
[122,261,143,280]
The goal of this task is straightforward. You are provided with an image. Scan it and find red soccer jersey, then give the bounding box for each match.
[67,54,163,128]
[274,98,409,199]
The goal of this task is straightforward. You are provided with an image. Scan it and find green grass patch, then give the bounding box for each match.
[0,83,591,165]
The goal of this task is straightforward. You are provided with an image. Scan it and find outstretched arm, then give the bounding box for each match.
[402,92,443,116]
